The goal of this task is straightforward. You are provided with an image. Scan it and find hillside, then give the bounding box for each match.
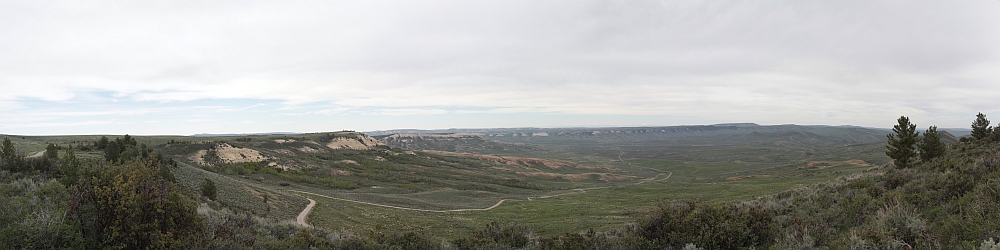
[367,124,888,145]
[9,120,984,249]
[152,132,640,214]
[377,133,541,155]
[737,140,1000,248]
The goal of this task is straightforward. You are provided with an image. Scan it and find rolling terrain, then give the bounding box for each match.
[2,124,895,239]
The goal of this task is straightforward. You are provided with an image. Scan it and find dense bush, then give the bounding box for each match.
[451,221,533,249]
[68,160,205,249]
[200,178,217,200]
[0,176,81,249]
[637,200,779,249]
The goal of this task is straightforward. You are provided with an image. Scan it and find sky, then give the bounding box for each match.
[2,1,999,135]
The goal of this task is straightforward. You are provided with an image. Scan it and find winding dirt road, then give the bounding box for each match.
[295,197,316,227]
[288,151,674,226]
[288,168,674,220]
[287,190,511,213]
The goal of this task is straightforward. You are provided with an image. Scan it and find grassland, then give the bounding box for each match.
[299,155,873,239]
[1,124,892,241]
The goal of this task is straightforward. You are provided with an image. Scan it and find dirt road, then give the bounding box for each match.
[296,197,316,227]
[287,190,506,213]
[288,151,675,225]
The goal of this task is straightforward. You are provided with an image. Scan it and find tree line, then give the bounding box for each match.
[887,113,1000,168]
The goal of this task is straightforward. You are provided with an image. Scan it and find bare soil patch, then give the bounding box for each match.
[297,146,320,153]
[326,135,384,150]
[191,143,269,165]
[213,143,268,163]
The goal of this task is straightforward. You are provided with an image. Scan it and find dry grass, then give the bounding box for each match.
[514,171,636,181]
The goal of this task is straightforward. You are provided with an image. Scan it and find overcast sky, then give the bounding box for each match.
[2,1,999,135]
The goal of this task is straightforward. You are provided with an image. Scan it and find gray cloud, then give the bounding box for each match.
[1,0,999,133]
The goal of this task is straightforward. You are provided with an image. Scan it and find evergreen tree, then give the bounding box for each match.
[44,143,59,159]
[993,126,1000,142]
[1,137,15,165]
[918,126,945,162]
[104,141,121,163]
[60,146,81,187]
[95,136,109,150]
[971,113,992,140]
[886,116,919,168]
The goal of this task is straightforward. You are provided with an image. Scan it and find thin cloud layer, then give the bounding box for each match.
[1,1,998,134]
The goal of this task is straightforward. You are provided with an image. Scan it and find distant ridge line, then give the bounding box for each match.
[362,123,882,136]
[192,132,302,137]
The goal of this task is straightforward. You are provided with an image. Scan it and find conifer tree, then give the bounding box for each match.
[1,137,15,163]
[887,116,919,168]
[44,143,59,159]
[0,137,21,171]
[95,136,109,150]
[971,113,992,140]
[60,146,81,187]
[918,126,945,162]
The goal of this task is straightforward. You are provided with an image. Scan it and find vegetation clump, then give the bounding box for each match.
[918,125,946,161]
[68,160,205,249]
[886,116,919,168]
[201,178,218,201]
[971,113,993,140]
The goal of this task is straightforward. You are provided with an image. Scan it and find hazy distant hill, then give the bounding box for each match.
[939,128,971,137]
[192,132,302,137]
[379,124,890,147]
[939,130,960,144]
[377,133,540,154]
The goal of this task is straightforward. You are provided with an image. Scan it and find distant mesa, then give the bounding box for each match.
[713,123,761,127]
[383,133,482,139]
[193,132,301,137]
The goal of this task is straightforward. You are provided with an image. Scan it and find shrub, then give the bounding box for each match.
[201,178,218,201]
[638,200,779,249]
[0,178,81,249]
[68,160,205,249]
[453,221,533,249]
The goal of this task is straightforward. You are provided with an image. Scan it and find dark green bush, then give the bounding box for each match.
[201,178,218,200]
[638,200,779,249]
[453,221,533,249]
[68,160,205,249]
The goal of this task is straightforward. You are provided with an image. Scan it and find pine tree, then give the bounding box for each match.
[60,146,81,187]
[1,137,15,163]
[918,126,946,162]
[1,137,19,171]
[44,143,59,159]
[971,113,992,140]
[887,116,919,168]
[95,136,109,150]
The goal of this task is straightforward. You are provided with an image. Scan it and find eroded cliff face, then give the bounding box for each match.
[326,134,384,150]
[189,143,269,165]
